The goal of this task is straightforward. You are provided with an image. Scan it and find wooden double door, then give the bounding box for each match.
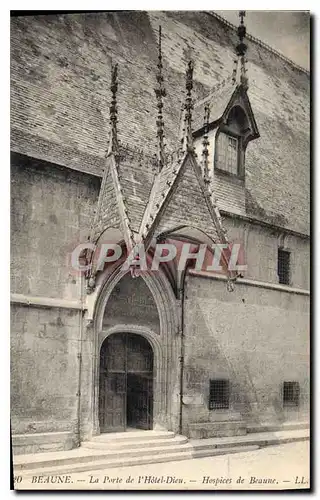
[99,333,153,432]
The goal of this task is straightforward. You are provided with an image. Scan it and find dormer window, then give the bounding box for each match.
[192,84,260,180]
[214,105,249,179]
[216,132,240,175]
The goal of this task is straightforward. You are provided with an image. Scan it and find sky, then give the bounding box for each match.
[216,11,310,71]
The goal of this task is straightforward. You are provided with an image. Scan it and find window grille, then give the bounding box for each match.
[216,133,238,175]
[278,248,290,285]
[209,379,230,409]
[283,381,300,407]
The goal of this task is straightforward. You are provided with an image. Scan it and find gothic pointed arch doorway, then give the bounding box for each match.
[83,266,181,440]
[99,332,154,432]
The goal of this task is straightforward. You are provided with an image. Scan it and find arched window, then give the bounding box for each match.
[215,106,249,178]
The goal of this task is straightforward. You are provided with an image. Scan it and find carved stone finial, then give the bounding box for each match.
[108,63,120,157]
[227,277,235,292]
[232,58,238,85]
[86,275,96,295]
[154,26,167,172]
[202,104,210,183]
[183,60,194,153]
[232,11,249,89]
[239,10,246,24]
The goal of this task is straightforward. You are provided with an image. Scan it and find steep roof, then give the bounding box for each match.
[192,78,259,140]
[192,78,237,131]
[89,155,122,244]
[139,154,179,239]
[89,146,156,250]
[10,11,310,235]
[153,153,227,243]
[139,151,228,247]
[116,150,155,235]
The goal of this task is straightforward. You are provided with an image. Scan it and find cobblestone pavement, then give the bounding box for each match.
[18,440,310,491]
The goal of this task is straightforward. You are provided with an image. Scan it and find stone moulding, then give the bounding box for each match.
[10,293,85,310]
[188,270,310,296]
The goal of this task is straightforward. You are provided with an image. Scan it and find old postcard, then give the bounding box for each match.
[10,9,310,491]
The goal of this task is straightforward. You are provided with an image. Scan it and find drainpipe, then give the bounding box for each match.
[178,271,187,435]
[76,272,85,448]
[76,308,84,447]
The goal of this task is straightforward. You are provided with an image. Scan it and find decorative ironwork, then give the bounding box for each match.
[108,63,119,156]
[154,26,167,172]
[232,10,249,89]
[209,379,230,410]
[202,104,210,183]
[278,248,290,285]
[283,381,300,407]
[231,58,238,85]
[183,60,194,153]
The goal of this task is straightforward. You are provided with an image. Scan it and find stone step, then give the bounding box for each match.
[190,428,309,452]
[247,421,309,434]
[14,431,179,467]
[90,430,176,444]
[192,444,259,459]
[16,449,195,476]
[14,428,310,476]
[82,434,188,450]
[16,444,262,477]
[15,442,193,471]
[16,445,263,477]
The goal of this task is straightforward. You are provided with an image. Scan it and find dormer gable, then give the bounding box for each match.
[220,85,259,141]
[193,83,259,180]
[193,9,260,186]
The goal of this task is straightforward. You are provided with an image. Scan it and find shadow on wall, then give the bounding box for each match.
[102,273,160,334]
[183,301,282,427]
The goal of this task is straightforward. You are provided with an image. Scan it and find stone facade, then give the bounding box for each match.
[10,11,310,454]
[182,274,309,437]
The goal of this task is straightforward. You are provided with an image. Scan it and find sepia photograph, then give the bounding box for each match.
[10,8,310,491]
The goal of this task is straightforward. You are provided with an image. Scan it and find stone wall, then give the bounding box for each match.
[10,153,99,442]
[11,304,80,437]
[11,152,100,298]
[182,274,310,434]
[223,215,310,289]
